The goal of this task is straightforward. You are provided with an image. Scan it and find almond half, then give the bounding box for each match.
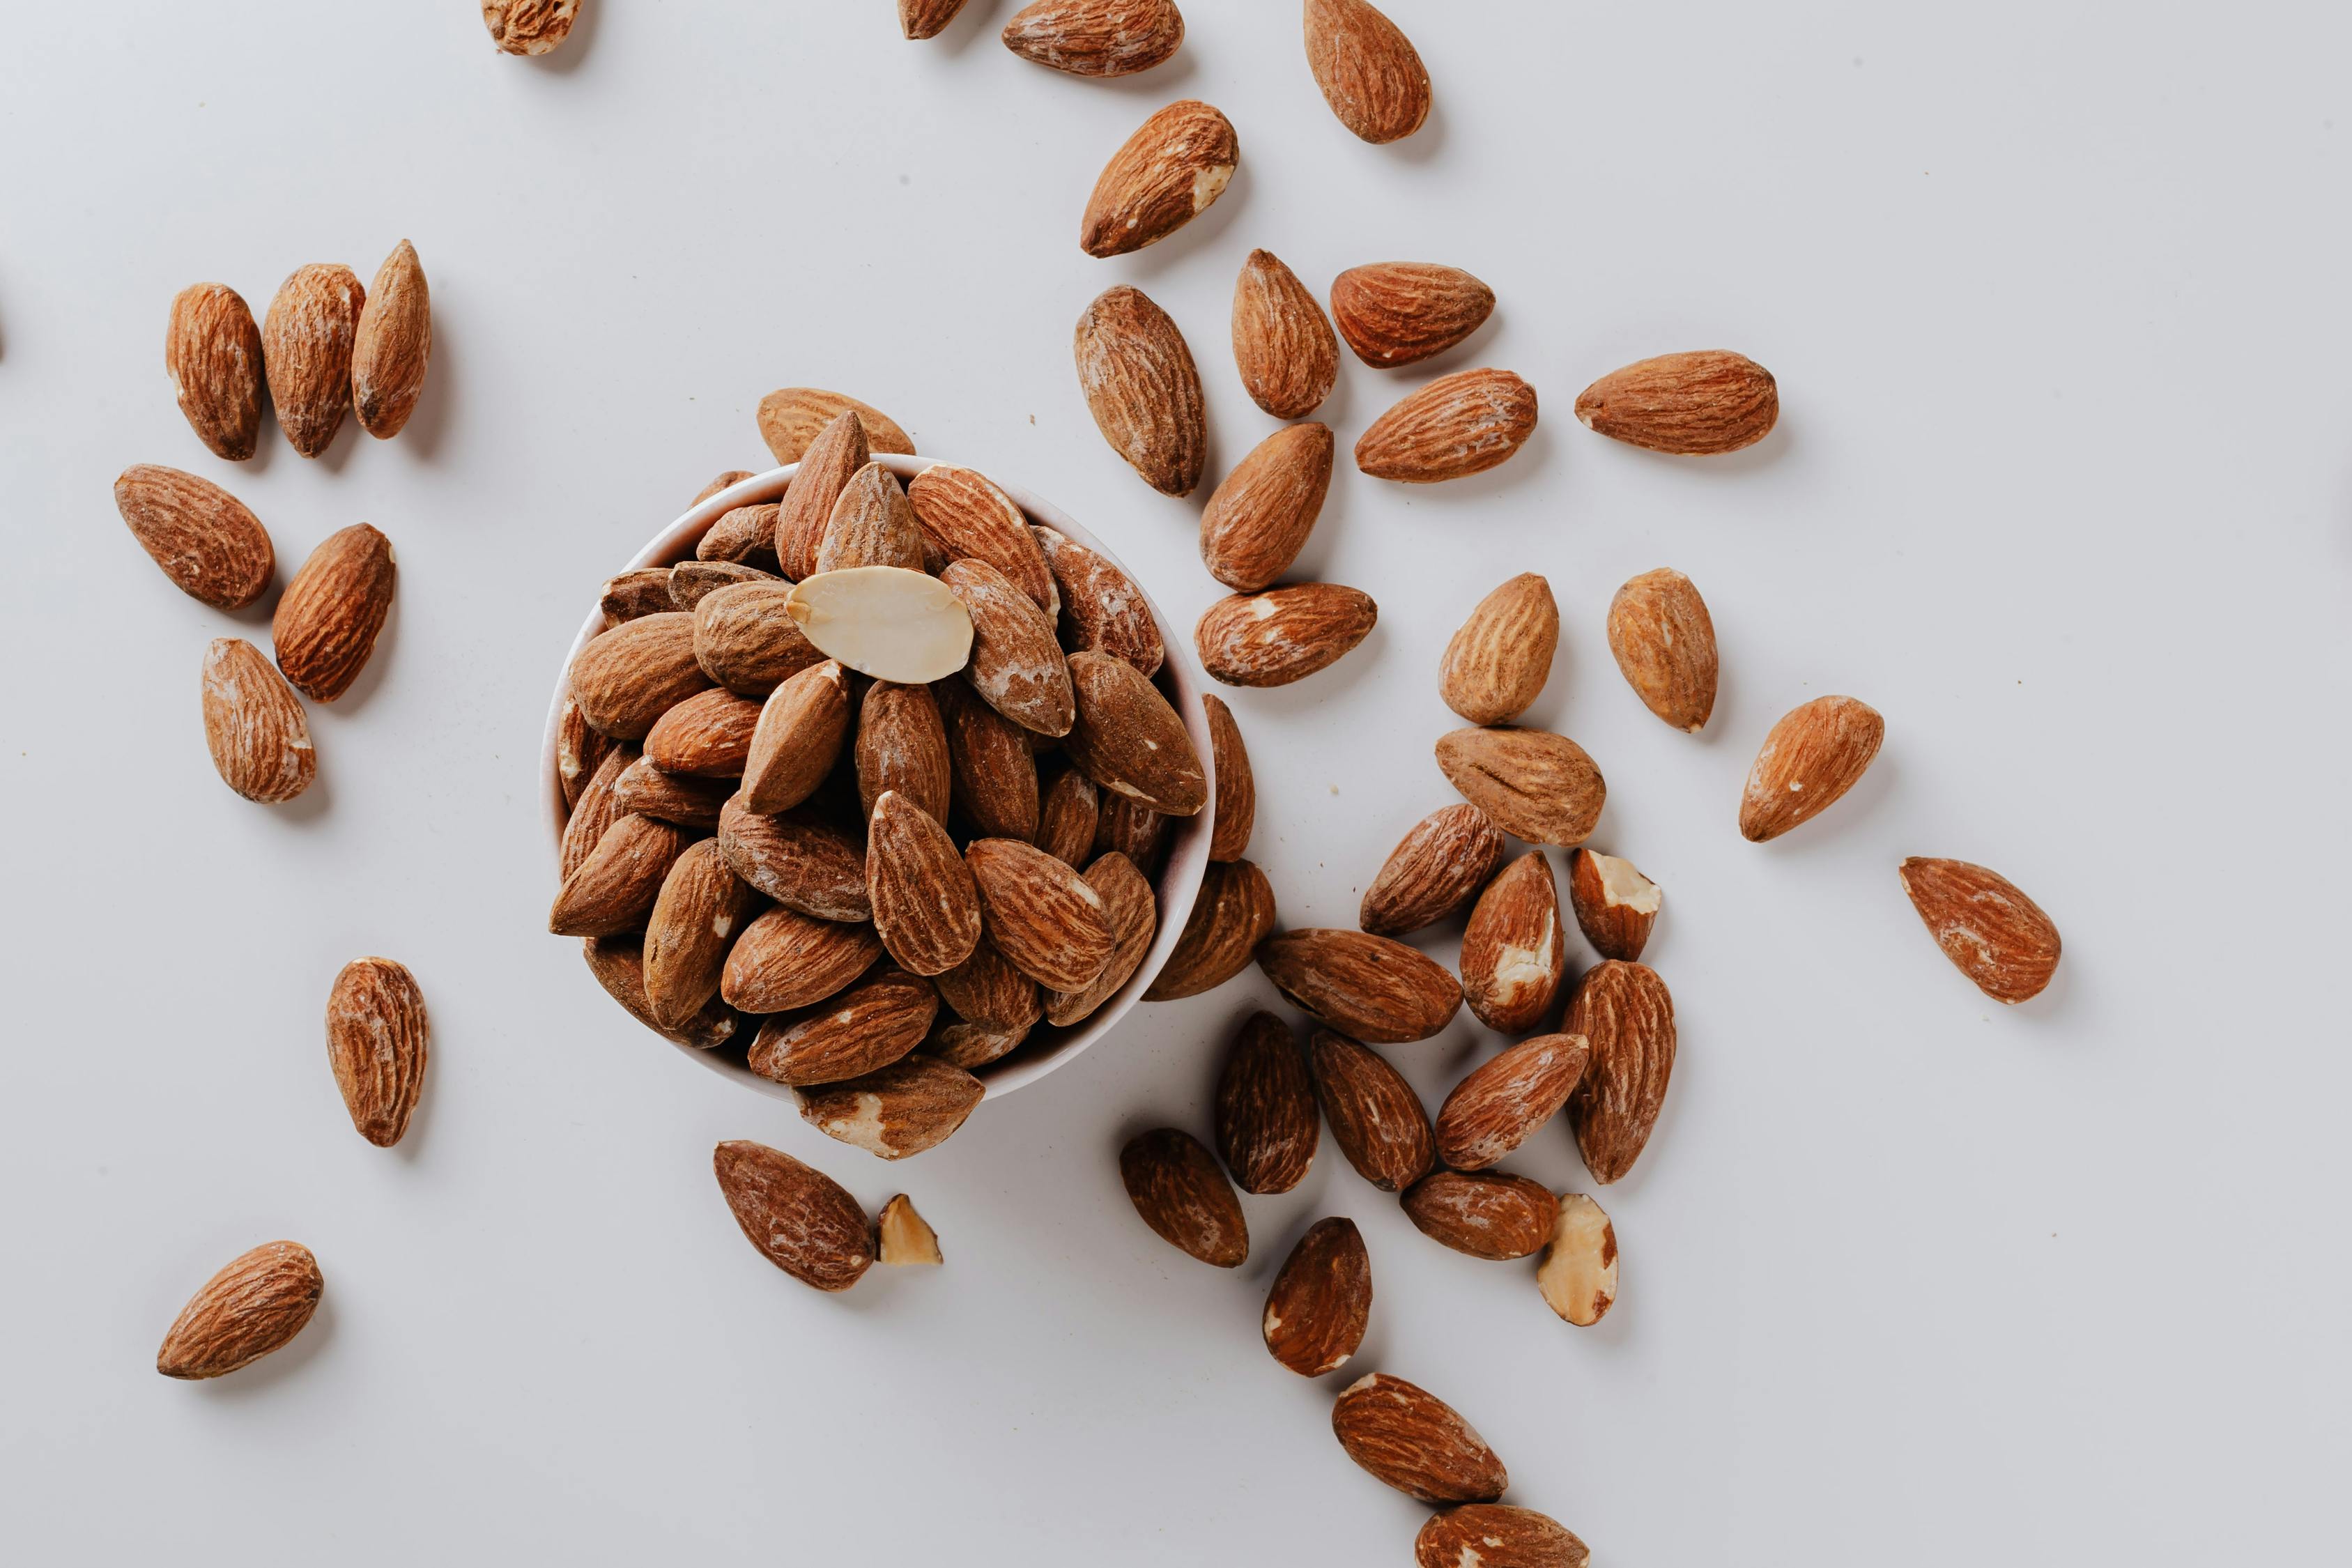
[1567,847,1660,962]
[1537,1193,1619,1326]
[785,567,975,684]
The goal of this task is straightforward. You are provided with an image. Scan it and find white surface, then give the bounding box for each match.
[2,3,2347,1562]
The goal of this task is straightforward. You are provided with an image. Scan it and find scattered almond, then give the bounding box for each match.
[115,464,275,610]
[325,957,429,1148]
[1232,248,1340,419]
[1415,1506,1590,1568]
[483,0,580,54]
[1565,961,1676,1185]
[1332,263,1494,367]
[201,638,316,805]
[165,283,263,461]
[712,1139,875,1292]
[1120,1127,1247,1267]
[1440,574,1558,726]
[1400,1170,1559,1261]
[352,240,431,439]
[899,0,969,40]
[1435,1033,1589,1171]
[1308,1028,1436,1191]
[1214,1010,1318,1194]
[1330,1374,1507,1504]
[1201,695,1254,862]
[1898,858,2062,1003]
[1302,0,1432,144]
[749,969,939,1086]
[1001,0,1184,76]
[1199,423,1336,592]
[877,1194,944,1265]
[1075,285,1208,495]
[261,263,364,457]
[1739,695,1884,842]
[1079,99,1237,258]
[1436,726,1606,847]
[1575,349,1778,455]
[1264,1217,1371,1377]
[1196,582,1378,688]
[1458,852,1566,1035]
[1356,369,1539,482]
[1143,857,1276,999]
[1567,848,1660,962]
[1260,929,1462,1044]
[272,524,397,702]
[1606,568,1717,732]
[756,388,914,468]
[1362,803,1506,937]
[156,1241,323,1379]
[1537,1194,1618,1326]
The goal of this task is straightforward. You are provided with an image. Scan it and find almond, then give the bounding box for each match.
[932,929,1043,1033]
[698,503,781,568]
[928,1017,1033,1069]
[583,935,739,1050]
[1075,285,1208,495]
[907,465,1057,614]
[721,907,884,1014]
[261,263,364,457]
[1063,650,1208,816]
[712,1140,874,1292]
[1361,804,1506,937]
[877,1194,943,1264]
[1079,99,1237,258]
[934,679,1039,841]
[1303,0,1432,144]
[943,558,1077,735]
[756,388,914,467]
[1458,852,1566,1034]
[1144,857,1275,1000]
[643,686,763,778]
[1739,695,1884,843]
[602,567,678,624]
[1263,1217,1371,1378]
[351,239,430,439]
[272,523,397,702]
[787,566,976,683]
[899,0,968,40]
[966,838,1116,991]
[718,797,871,922]
[1332,263,1494,367]
[200,638,316,805]
[156,1241,323,1379]
[1415,1507,1590,1568]
[1002,0,1183,75]
[1200,695,1254,862]
[694,470,758,505]
[1537,1194,1618,1326]
[482,0,581,55]
[1436,726,1606,847]
[325,957,429,1148]
[1567,848,1660,962]
[795,1054,983,1159]
[1214,1010,1319,1194]
[1898,858,2062,1003]
[1565,961,1675,1184]
[548,815,689,937]
[1231,248,1340,419]
[1307,1029,1436,1191]
[867,791,983,976]
[1043,851,1156,1024]
[611,757,731,829]
[750,968,939,1086]
[643,840,762,1029]
[668,560,777,613]
[1036,767,1102,867]
[560,746,635,879]
[1330,1374,1507,1505]
[1092,792,1170,877]
[556,695,613,810]
[1606,567,1717,732]
[695,581,826,696]
[1356,369,1539,483]
[776,411,871,581]
[1575,350,1778,455]
[569,612,714,740]
[816,463,925,574]
[1259,930,1461,1044]
[1199,423,1335,592]
[165,283,263,460]
[741,660,852,813]
[849,679,950,823]
[1435,1033,1590,1171]
[114,464,274,610]
[1400,1171,1559,1261]
[1033,525,1165,675]
[1196,583,1377,688]
[1120,1128,1247,1267]
[1440,574,1558,726]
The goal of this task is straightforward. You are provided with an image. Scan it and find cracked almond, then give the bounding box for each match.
[1537,1194,1618,1326]
[1567,848,1660,962]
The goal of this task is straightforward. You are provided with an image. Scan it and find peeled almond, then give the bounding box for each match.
[785,567,974,683]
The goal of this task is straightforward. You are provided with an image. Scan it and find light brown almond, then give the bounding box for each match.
[1075,286,1208,495]
[1064,650,1208,815]
[1739,695,1884,842]
[1002,0,1183,76]
[1356,369,1539,483]
[907,465,1056,613]
[1214,1010,1318,1194]
[1303,0,1432,144]
[602,567,678,624]
[816,463,925,574]
[1361,804,1505,937]
[942,558,1077,735]
[156,1241,322,1379]
[1199,423,1335,592]
[555,695,613,810]
[1200,695,1254,862]
[610,757,730,829]
[352,239,430,439]
[1197,583,1377,688]
[569,612,714,740]
[712,1139,874,1292]
[775,411,871,581]
[721,907,884,1015]
[548,814,688,938]
[1332,263,1494,367]
[867,791,983,976]
[482,0,580,55]
[1459,852,1565,1033]
[325,957,428,1148]
[1263,1217,1371,1378]
[1898,858,2063,1003]
[165,283,263,461]
[717,797,871,922]
[934,679,1039,841]
[1440,574,1558,726]
[854,679,952,822]
[1606,568,1717,732]
[115,464,274,610]
[272,523,397,702]
[1033,525,1165,675]
[932,928,1044,1033]
[750,968,939,1086]
[261,263,364,457]
[1037,767,1102,867]
[1567,848,1660,962]
[756,389,914,467]
[1400,1171,1559,1261]
[1435,1033,1589,1171]
[967,838,1116,992]
[899,0,968,39]
[694,581,827,696]
[560,746,635,879]
[1415,1507,1590,1568]
[1537,1193,1618,1326]
[1330,1374,1507,1504]
[1079,100,1237,259]
[1232,248,1340,419]
[1259,930,1462,1044]
[643,686,762,779]
[741,660,852,813]
[1565,961,1676,1185]
[1091,792,1171,877]
[1576,350,1778,455]
[1120,1128,1247,1267]
[1144,857,1275,1000]
[928,1017,1033,1069]
[1043,851,1157,1024]
[669,560,777,613]
[1307,1028,1436,1192]
[200,638,316,805]
[698,503,781,568]
[1436,726,1606,847]
[643,840,761,1029]
[795,1054,983,1160]
[583,935,738,1050]
[877,1194,944,1265]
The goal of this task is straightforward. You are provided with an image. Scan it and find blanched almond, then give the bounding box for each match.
[785,567,975,684]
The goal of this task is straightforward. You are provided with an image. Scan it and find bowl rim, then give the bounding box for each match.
[540,453,1217,1103]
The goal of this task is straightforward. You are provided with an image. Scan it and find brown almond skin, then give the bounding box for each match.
[1415,1507,1590,1568]
[1233,248,1340,419]
[1607,568,1717,732]
[1441,574,1558,726]
[156,1241,323,1379]
[795,1054,984,1160]
[899,0,968,40]
[907,465,1057,614]
[569,613,714,740]
[712,1140,875,1292]
[582,935,739,1050]
[1033,525,1165,675]
[868,792,984,976]
[929,1016,1033,1069]
[1002,0,1184,76]
[201,638,316,805]
[602,567,678,624]
[1565,961,1677,1184]
[1332,263,1495,368]
[1330,1374,1507,1504]
[943,558,1077,736]
[695,581,827,697]
[548,814,688,938]
[1215,1011,1319,1194]
[325,957,429,1148]
[776,411,872,582]
[1197,583,1377,689]
[1567,847,1659,962]
[694,470,758,506]
[1360,804,1506,937]
[721,907,884,1014]
[717,798,871,923]
[1459,852,1567,1033]
[1043,851,1158,1025]
[1074,286,1208,497]
[166,283,263,460]
[556,696,613,811]
[1400,1171,1560,1261]
[1436,726,1606,847]
[643,688,764,779]
[935,679,1039,842]
[484,0,581,55]
[668,560,776,612]
[698,503,781,568]
[967,838,1117,992]
[742,661,852,814]
[560,746,635,880]
[262,263,364,457]
[1093,792,1170,877]
[116,465,275,610]
[1898,858,2062,1003]
[932,929,1043,1033]
[1199,423,1336,592]
[854,679,953,822]
[816,463,926,574]
[1739,695,1885,842]
[1144,857,1277,1000]
[756,390,912,467]
[1259,930,1462,1044]
[643,840,761,1029]
[749,969,939,1086]
[1264,1217,1371,1377]
[1575,349,1778,455]
[272,523,397,702]
[1435,1033,1590,1171]
[1120,1128,1248,1267]
[1308,1029,1436,1192]
[1037,768,1102,868]
[1201,695,1254,862]
[352,240,430,438]
[1063,650,1208,816]
[1304,0,1432,144]
[1079,99,1238,258]
[1356,369,1539,483]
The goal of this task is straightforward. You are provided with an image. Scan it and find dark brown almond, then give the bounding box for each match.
[717,797,871,922]
[1120,1128,1247,1266]
[1356,369,1539,483]
[854,679,953,822]
[1565,961,1676,1184]
[749,969,939,1086]
[114,464,274,610]
[1043,852,1157,1024]
[325,957,428,1148]
[756,389,914,467]
[943,558,1077,735]
[721,907,884,1014]
[1739,695,1885,842]
[351,239,430,439]
[1575,350,1778,455]
[569,613,713,740]
[1401,1171,1559,1261]
[1415,1507,1590,1568]
[560,746,636,879]
[907,465,1056,613]
[1079,100,1237,259]
[1436,727,1606,847]
[1199,423,1335,592]
[272,523,397,702]
[816,462,925,574]
[1360,804,1505,937]
[1440,574,1558,726]
[156,1241,323,1379]
[934,679,1039,841]
[1263,1217,1371,1377]
[1435,1033,1590,1171]
[1330,1373,1507,1504]
[548,815,689,937]
[1332,263,1495,367]
[1064,650,1208,815]
[582,935,738,1050]
[1606,568,1717,732]
[643,840,762,1029]
[1259,930,1462,1044]
[602,567,678,624]
[610,756,731,829]
[898,0,968,40]
[1898,858,2063,1004]
[1233,247,1340,419]
[1303,0,1432,144]
[1002,0,1183,76]
[1459,852,1566,1033]
[742,660,852,813]
[1196,583,1377,687]
[1567,848,1660,962]
[1033,525,1166,675]
[1144,858,1276,1000]
[867,791,984,976]
[712,1140,875,1292]
[262,263,364,456]
[695,581,826,696]
[1307,1029,1436,1192]
[200,638,316,805]
[698,503,781,568]
[1092,792,1171,878]
[967,838,1116,992]
[165,283,263,460]
[775,411,871,581]
[795,1054,983,1159]
[1036,767,1102,867]
[1075,285,1208,495]
[556,695,614,811]
[928,1017,1033,1070]
[932,929,1044,1033]
[668,560,776,612]
[1214,1010,1318,1194]
[1201,695,1254,863]
[643,686,764,778]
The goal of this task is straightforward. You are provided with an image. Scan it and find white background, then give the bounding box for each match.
[3,3,2347,1562]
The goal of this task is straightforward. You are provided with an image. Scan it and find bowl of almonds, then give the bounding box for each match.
[543,416,1219,1160]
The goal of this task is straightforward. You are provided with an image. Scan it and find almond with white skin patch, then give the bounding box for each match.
[1215,1010,1318,1194]
[1356,369,1537,482]
[787,567,976,684]
[712,1140,875,1292]
[1898,858,2062,1003]
[1537,1194,1618,1326]
[775,411,871,581]
[1120,1128,1247,1267]
[325,958,428,1148]
[1576,349,1778,455]
[262,263,364,456]
[569,613,713,740]
[966,838,1116,992]
[1440,574,1558,726]
[352,239,430,439]
[116,465,274,610]
[1331,263,1494,367]
[721,908,885,1015]
[1739,694,1884,842]
[1196,583,1377,688]
[1043,852,1156,1024]
[583,935,738,1051]
[1567,848,1660,962]
[201,638,316,805]
[1079,99,1237,258]
[866,791,983,976]
[816,463,926,574]
[1434,1033,1589,1171]
[1308,1029,1436,1192]
[907,465,1057,613]
[796,1054,983,1159]
[165,283,263,460]
[1302,0,1432,144]
[756,388,914,467]
[877,1194,943,1265]
[644,688,764,778]
[1361,804,1506,937]
[1607,567,1717,732]
[1263,1217,1371,1378]
[1001,0,1184,76]
[1458,852,1565,1034]
[1201,695,1254,861]
[556,698,612,811]
[548,815,687,938]
[1414,1507,1590,1568]
[643,840,762,1029]
[718,799,871,922]
[1144,857,1275,999]
[942,558,1077,735]
[1075,285,1208,495]
[854,680,952,822]
[1199,423,1336,592]
[1061,650,1208,816]
[156,1241,323,1379]
[1261,929,1462,1044]
[1232,248,1339,419]
[1330,1374,1507,1505]
[741,660,852,813]
[1436,726,1606,847]
[1033,525,1165,675]
[749,969,939,1086]
[695,582,825,696]
[1401,1171,1559,1261]
[1565,961,1675,1185]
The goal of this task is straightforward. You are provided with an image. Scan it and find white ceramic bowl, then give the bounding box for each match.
[541,453,1217,1102]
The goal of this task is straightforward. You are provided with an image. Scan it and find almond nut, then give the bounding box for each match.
[548,815,689,938]
[556,695,613,810]
[967,838,1116,991]
[669,560,777,613]
[935,678,1039,841]
[1739,695,1884,842]
[1263,1217,1371,1377]
[643,840,762,1029]
[156,1241,322,1379]
[1434,1033,1590,1170]
[1330,1374,1507,1504]
[165,283,263,461]
[1232,248,1340,419]
[1043,851,1157,1024]
[351,239,430,439]
[325,957,428,1148]
[569,612,714,740]
[1307,1028,1436,1192]
[877,1194,944,1265]
[1093,792,1171,878]
[854,679,952,822]
[694,470,758,506]
[1536,1193,1618,1326]
[201,637,316,804]
[1436,726,1606,847]
[1331,263,1494,367]
[900,0,969,40]
[756,388,914,468]
[698,503,781,567]
[1575,350,1777,455]
[1142,857,1275,1000]
[583,935,739,1050]
[718,797,872,923]
[797,1054,983,1159]
[1199,423,1336,592]
[1415,1506,1590,1568]
[482,0,581,55]
[749,968,939,1086]
[741,660,852,813]
[603,567,679,624]
[560,746,635,879]
[1567,848,1660,962]
[1201,695,1254,862]
[721,907,885,1015]
[1214,1010,1318,1194]
[1565,961,1675,1184]
[1063,650,1208,815]
[786,567,976,684]
[712,1139,874,1291]
[115,464,274,610]
[1001,0,1183,76]
[695,581,826,696]
[610,757,730,829]
[1259,929,1462,1044]
[1606,567,1717,732]
[644,686,764,779]
[1361,804,1506,937]
[1440,574,1558,726]
[1458,852,1566,1035]
[1356,369,1538,483]
[1079,99,1236,258]
[907,465,1057,613]
[261,263,364,457]
[1033,525,1165,675]
[943,558,1077,735]
[1196,582,1377,688]
[1302,0,1432,144]
[1898,858,2062,1004]
[1075,284,1208,495]
[1120,1128,1247,1267]
[867,791,984,976]
[1400,1171,1559,1261]
[816,462,926,574]
[776,411,871,580]
[932,928,1043,1034]
[272,523,397,702]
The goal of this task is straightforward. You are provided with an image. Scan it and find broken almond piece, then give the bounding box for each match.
[1536,1194,1618,1327]
[784,566,974,683]
[878,1194,944,1265]
[1566,848,1661,962]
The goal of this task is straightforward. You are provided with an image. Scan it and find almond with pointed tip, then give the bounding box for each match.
[352,240,430,438]
[668,560,776,613]
[569,612,713,740]
[721,907,885,1015]
[201,638,316,804]
[966,838,1116,992]
[1201,695,1254,862]
[482,0,581,54]
[1441,574,1558,725]
[643,840,762,1029]
[1332,263,1493,367]
[602,567,677,624]
[1307,1029,1435,1191]
[899,0,968,39]
[1260,929,1461,1044]
[716,797,870,922]
[1607,568,1717,731]
[1303,0,1431,144]
[643,686,763,778]
[1036,767,1102,868]
[854,679,952,822]
[934,679,1039,841]
[877,1194,943,1264]
[1898,858,2062,1003]
[583,935,739,1050]
[1215,1010,1318,1194]
[698,503,781,567]
[1033,525,1165,675]
[741,660,852,813]
[1739,695,1884,842]
[556,695,613,811]
[749,968,939,1086]
[1330,1374,1507,1505]
[156,1241,323,1379]
[1121,1128,1247,1266]
[1537,1194,1618,1326]
[273,523,397,702]
[1079,99,1237,258]
[1458,852,1565,1034]
[775,411,871,581]
[1576,350,1778,454]
[1567,848,1660,962]
[907,465,1057,613]
[115,465,274,610]
[560,746,633,879]
[262,263,364,456]
[932,928,1043,1033]
[694,581,825,696]
[548,815,688,937]
[756,389,914,467]
[1565,961,1675,1185]
[942,558,1077,735]
[1357,369,1539,482]
[1232,247,1339,418]
[325,958,428,1148]
[1197,583,1377,688]
[610,757,729,829]
[1043,851,1156,1024]
[694,469,757,506]
[1075,285,1208,494]
[1200,422,1335,592]
[1092,792,1169,876]
[1415,1507,1590,1568]
[1264,1217,1371,1377]
[928,1017,1033,1069]
[816,463,925,574]
[1435,1033,1589,1171]
[712,1140,874,1291]
[795,1054,983,1159]
[165,283,263,460]
[787,567,976,684]
[867,791,983,976]
[1063,650,1208,815]
[1003,0,1184,75]
[1144,857,1275,999]
[1361,804,1505,937]
[1436,726,1606,847]
[1400,1171,1559,1261]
